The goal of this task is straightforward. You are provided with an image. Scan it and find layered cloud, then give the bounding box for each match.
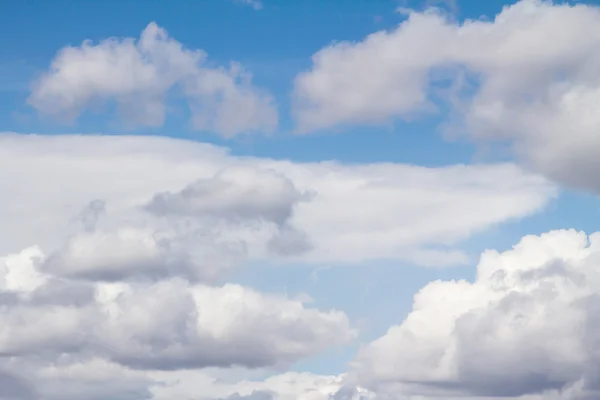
[28,23,277,136]
[0,132,556,398]
[0,133,554,267]
[293,0,600,192]
[346,229,600,399]
[7,0,599,399]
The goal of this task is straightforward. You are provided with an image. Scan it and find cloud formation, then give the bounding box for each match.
[28,23,277,137]
[0,133,554,267]
[1,257,352,371]
[0,132,556,398]
[7,1,599,399]
[348,229,600,399]
[294,0,600,193]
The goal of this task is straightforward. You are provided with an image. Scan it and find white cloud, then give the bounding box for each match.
[0,132,556,398]
[292,9,452,132]
[0,248,354,370]
[42,225,247,282]
[234,0,263,10]
[3,361,346,400]
[152,370,345,400]
[28,22,277,137]
[145,167,311,226]
[293,0,600,193]
[0,133,554,268]
[0,132,364,399]
[348,229,600,399]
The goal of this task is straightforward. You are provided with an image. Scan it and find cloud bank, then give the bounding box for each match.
[0,133,553,267]
[10,0,600,398]
[0,132,554,399]
[294,0,600,193]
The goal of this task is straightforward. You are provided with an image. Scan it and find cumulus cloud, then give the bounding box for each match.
[0,247,354,374]
[0,131,368,399]
[293,0,600,193]
[28,23,277,137]
[348,229,600,399]
[0,132,557,399]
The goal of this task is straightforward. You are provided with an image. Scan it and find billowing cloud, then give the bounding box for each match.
[0,132,557,399]
[0,131,362,399]
[293,0,600,193]
[28,23,277,137]
[1,254,353,371]
[348,229,600,399]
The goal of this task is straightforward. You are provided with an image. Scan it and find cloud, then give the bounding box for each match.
[293,0,600,193]
[1,249,354,370]
[292,9,451,132]
[9,358,153,400]
[151,370,345,400]
[0,132,362,398]
[0,370,38,400]
[145,167,311,226]
[42,224,247,282]
[233,0,263,10]
[219,391,275,400]
[348,229,600,399]
[0,357,349,400]
[28,22,277,137]
[0,132,557,398]
[0,133,554,268]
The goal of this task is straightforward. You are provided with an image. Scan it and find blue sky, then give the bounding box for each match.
[3,1,600,399]
[1,0,596,166]
[0,0,508,164]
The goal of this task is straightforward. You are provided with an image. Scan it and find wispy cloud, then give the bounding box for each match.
[234,0,263,10]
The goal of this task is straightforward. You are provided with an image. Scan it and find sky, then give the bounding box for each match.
[3,0,600,399]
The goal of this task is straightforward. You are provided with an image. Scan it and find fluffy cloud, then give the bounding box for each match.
[0,133,554,267]
[347,229,600,399]
[28,23,277,137]
[1,256,353,371]
[0,132,365,399]
[0,132,556,399]
[0,248,353,399]
[293,0,600,192]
